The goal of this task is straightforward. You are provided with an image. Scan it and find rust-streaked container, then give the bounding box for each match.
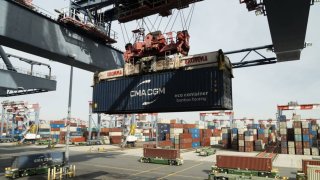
[158,140,173,147]
[302,128,309,135]
[303,159,320,174]
[180,133,192,138]
[143,148,180,159]
[296,142,303,149]
[183,124,196,129]
[296,148,303,155]
[303,142,310,148]
[216,155,273,171]
[110,136,122,144]
[170,123,183,128]
[180,143,192,149]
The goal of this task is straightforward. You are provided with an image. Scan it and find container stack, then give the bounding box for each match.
[170,123,183,144]
[279,116,288,154]
[201,129,212,147]
[38,124,50,139]
[189,128,200,148]
[244,130,254,152]
[310,120,319,155]
[231,128,238,150]
[210,129,221,146]
[179,133,192,149]
[238,128,245,152]
[109,128,123,144]
[293,121,303,155]
[158,123,170,141]
[221,128,231,149]
[302,121,311,155]
[50,121,65,143]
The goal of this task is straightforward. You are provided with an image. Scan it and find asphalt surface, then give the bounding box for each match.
[0,144,298,180]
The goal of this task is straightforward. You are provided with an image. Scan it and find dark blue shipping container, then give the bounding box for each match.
[222,133,230,139]
[244,131,253,136]
[92,67,232,114]
[11,152,65,169]
[50,124,64,128]
[232,128,238,134]
[279,115,286,122]
[208,126,215,129]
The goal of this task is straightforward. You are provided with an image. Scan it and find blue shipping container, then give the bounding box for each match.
[244,131,253,136]
[222,133,229,139]
[258,129,265,134]
[279,115,286,122]
[232,128,238,134]
[50,124,65,128]
[192,142,200,148]
[208,126,215,130]
[303,135,310,141]
[192,133,200,139]
[189,128,200,134]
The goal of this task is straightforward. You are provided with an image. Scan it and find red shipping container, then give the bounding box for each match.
[180,138,192,144]
[180,143,192,149]
[180,133,192,138]
[143,148,180,159]
[183,124,196,129]
[296,148,303,155]
[51,120,65,124]
[51,128,60,131]
[302,128,309,135]
[295,142,303,149]
[303,142,310,148]
[281,148,288,154]
[158,140,173,147]
[302,159,320,174]
[170,123,183,128]
[192,138,200,143]
[238,135,244,140]
[216,155,273,171]
[202,129,212,137]
[245,141,254,147]
[71,137,86,143]
[170,120,176,124]
[293,121,302,128]
[101,128,110,133]
[109,128,122,132]
[110,136,122,144]
[143,143,156,148]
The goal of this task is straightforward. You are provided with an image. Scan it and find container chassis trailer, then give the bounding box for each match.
[139,157,183,166]
[196,147,216,156]
[4,152,73,179]
[208,167,281,180]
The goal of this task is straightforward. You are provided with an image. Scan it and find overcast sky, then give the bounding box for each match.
[1,1,320,123]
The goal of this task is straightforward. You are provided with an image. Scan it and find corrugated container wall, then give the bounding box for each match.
[92,67,232,114]
[307,165,320,180]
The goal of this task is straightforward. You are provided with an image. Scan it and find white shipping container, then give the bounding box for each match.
[288,141,295,148]
[135,129,142,133]
[142,129,150,133]
[109,132,122,136]
[245,136,254,141]
[279,122,287,129]
[170,128,183,135]
[302,121,309,129]
[39,124,50,129]
[288,147,295,155]
[293,115,301,121]
[239,140,244,146]
[294,128,302,135]
[307,165,320,180]
[280,129,287,135]
[70,127,77,132]
[25,133,37,139]
[252,129,257,135]
[221,128,229,134]
[312,148,319,156]
[304,148,311,155]
[238,128,247,134]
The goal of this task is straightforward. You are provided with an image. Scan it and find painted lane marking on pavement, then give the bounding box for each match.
[132,165,167,176]
[157,162,204,179]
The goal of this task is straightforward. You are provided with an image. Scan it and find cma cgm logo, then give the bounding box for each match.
[130,79,165,106]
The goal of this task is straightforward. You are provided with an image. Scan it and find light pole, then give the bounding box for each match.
[65,66,73,163]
